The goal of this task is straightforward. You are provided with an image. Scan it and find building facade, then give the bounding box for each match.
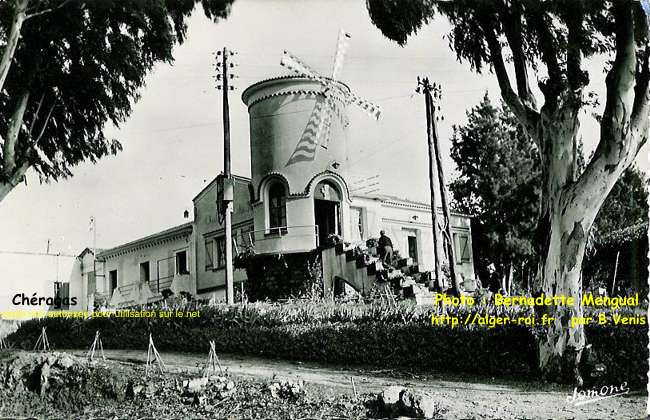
[67,76,474,310]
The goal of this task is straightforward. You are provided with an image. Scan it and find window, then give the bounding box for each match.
[205,239,214,270]
[176,250,189,275]
[453,233,471,264]
[109,270,118,292]
[349,207,364,241]
[215,236,226,269]
[244,225,255,245]
[140,261,150,283]
[407,234,419,263]
[268,182,287,231]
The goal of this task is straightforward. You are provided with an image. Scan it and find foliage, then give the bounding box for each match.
[583,167,649,291]
[237,251,323,302]
[449,94,540,285]
[366,0,650,320]
[450,94,648,292]
[8,301,647,389]
[0,0,235,199]
[365,238,379,249]
[592,166,649,247]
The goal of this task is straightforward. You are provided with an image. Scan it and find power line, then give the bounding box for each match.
[236,51,453,61]
[0,250,77,258]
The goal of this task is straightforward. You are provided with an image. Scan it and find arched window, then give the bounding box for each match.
[268,182,287,231]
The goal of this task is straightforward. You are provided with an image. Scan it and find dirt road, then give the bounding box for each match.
[68,349,646,419]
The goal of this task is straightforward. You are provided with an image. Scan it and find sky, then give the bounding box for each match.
[0,0,647,259]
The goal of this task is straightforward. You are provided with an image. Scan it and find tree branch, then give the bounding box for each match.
[482,20,541,148]
[34,98,56,144]
[24,0,73,20]
[631,47,650,134]
[2,91,30,176]
[498,0,537,109]
[600,0,636,148]
[28,93,45,138]
[0,0,30,93]
[571,0,640,210]
[526,2,563,99]
[565,0,588,91]
[0,160,29,202]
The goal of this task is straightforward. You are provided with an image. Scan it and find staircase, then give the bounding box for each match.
[321,242,433,298]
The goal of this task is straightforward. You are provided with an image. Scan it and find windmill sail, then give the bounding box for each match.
[281,31,381,166]
[281,50,321,80]
[286,96,328,166]
[331,29,351,80]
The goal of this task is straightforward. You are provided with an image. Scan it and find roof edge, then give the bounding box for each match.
[97,222,193,259]
[192,173,251,203]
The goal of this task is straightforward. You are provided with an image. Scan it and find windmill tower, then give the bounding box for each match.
[241,30,381,253]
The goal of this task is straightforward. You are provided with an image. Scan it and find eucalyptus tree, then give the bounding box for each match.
[0,0,234,201]
[366,0,649,384]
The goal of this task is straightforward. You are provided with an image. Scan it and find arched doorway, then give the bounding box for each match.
[314,180,342,245]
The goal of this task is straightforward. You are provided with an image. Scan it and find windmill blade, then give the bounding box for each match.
[344,91,381,120]
[281,50,346,97]
[331,29,351,80]
[285,96,328,166]
[280,50,323,80]
[317,97,335,149]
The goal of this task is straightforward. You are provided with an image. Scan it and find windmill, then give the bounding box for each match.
[281,29,381,166]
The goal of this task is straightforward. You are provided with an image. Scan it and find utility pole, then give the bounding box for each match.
[90,215,96,277]
[416,77,460,295]
[91,216,97,309]
[216,47,236,304]
[416,78,443,290]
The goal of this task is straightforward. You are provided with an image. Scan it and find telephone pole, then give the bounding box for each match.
[217,47,236,304]
[416,77,460,295]
[416,78,443,290]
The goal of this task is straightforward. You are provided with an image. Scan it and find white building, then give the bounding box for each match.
[35,76,475,310]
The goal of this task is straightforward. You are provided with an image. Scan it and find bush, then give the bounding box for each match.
[6,301,647,389]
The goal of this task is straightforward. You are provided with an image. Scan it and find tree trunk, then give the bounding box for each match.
[0,163,28,202]
[534,101,591,385]
[536,194,593,385]
[0,0,29,92]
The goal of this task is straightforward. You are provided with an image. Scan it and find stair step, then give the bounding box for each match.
[417,271,432,283]
[400,264,419,275]
[396,257,413,268]
[355,255,368,268]
[367,261,383,275]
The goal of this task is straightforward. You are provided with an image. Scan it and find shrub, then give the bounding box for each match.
[6,301,647,389]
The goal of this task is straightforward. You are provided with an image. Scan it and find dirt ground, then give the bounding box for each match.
[60,349,646,419]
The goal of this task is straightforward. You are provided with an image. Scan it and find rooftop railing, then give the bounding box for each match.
[241,224,320,253]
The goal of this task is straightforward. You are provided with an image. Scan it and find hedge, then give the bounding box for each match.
[6,301,647,389]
